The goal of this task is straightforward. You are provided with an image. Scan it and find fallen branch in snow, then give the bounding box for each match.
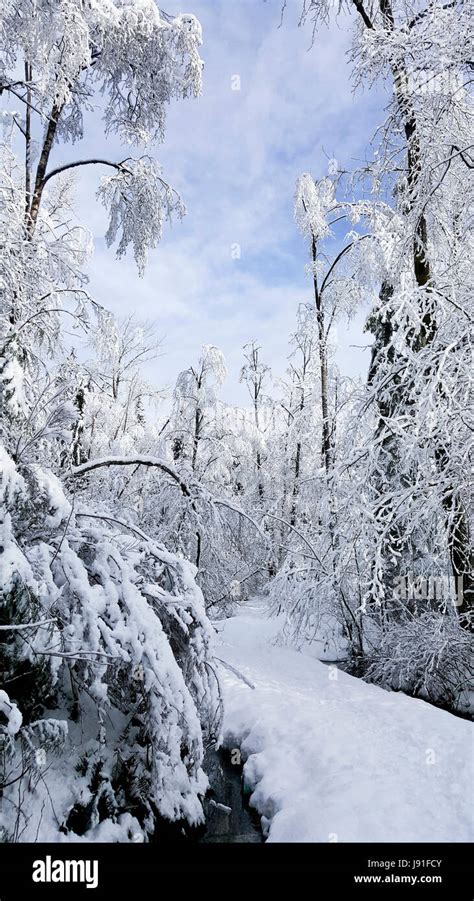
[215,657,256,690]
[204,660,225,738]
[208,800,231,814]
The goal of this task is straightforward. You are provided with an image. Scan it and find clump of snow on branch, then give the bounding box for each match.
[0,690,22,736]
[295,174,335,243]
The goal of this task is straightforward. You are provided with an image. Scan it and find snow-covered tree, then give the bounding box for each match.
[295,0,473,626]
[0,1,223,842]
[240,342,271,504]
[268,0,473,707]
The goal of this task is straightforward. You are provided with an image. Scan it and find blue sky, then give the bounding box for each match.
[69,0,387,405]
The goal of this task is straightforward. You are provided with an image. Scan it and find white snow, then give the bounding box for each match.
[0,690,23,736]
[217,600,474,843]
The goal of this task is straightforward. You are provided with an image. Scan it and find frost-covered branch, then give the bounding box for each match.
[213,498,267,543]
[71,454,192,497]
[0,619,56,632]
[41,158,131,188]
[97,157,186,275]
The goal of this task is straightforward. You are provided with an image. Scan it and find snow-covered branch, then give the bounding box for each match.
[71,455,192,496]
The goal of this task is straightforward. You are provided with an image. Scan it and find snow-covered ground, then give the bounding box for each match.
[216,600,473,843]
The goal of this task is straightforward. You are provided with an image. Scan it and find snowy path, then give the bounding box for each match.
[216,600,473,843]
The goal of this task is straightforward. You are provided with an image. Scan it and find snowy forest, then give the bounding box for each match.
[0,0,472,848]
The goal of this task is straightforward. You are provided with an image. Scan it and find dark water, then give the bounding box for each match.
[150,747,264,843]
[198,748,263,843]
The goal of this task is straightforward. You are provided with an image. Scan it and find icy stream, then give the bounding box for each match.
[198,748,263,843]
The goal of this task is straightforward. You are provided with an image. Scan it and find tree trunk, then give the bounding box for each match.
[310,235,332,473]
[27,99,63,235]
[24,61,32,220]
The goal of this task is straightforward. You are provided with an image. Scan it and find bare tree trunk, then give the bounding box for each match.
[290,379,306,527]
[27,99,63,235]
[191,406,203,472]
[310,235,332,474]
[290,439,301,527]
[24,61,32,220]
[252,357,264,501]
[367,283,410,620]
